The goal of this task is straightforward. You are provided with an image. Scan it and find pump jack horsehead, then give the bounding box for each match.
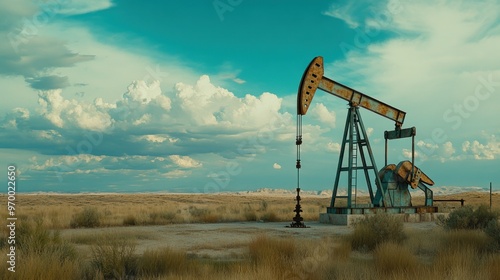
[290,56,436,227]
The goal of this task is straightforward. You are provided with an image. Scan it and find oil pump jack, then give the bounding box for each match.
[290,57,437,227]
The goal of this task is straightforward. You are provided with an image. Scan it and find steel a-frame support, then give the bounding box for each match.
[330,106,390,209]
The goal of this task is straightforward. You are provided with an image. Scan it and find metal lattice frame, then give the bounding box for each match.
[330,106,389,208]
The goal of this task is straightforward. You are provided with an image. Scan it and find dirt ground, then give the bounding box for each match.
[60,221,439,259]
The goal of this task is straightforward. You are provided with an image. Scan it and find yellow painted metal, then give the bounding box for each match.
[396,160,434,188]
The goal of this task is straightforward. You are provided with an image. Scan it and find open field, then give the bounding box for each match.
[7,191,500,228]
[1,191,500,279]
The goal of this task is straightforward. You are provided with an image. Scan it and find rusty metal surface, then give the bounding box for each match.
[297,56,406,126]
[376,163,412,207]
[396,161,434,187]
[318,76,406,126]
[326,206,438,214]
[297,56,323,115]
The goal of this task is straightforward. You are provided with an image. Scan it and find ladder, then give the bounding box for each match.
[330,106,382,209]
[351,116,358,206]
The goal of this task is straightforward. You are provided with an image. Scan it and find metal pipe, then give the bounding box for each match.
[385,137,388,166]
[411,134,415,182]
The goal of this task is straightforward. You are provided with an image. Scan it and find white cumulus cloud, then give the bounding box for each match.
[311,103,336,128]
[327,142,341,153]
[174,75,289,129]
[169,155,202,168]
[138,135,168,143]
[38,89,113,131]
[462,135,500,160]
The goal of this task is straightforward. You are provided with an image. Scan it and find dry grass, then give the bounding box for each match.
[0,253,82,280]
[3,192,500,279]
[440,229,493,253]
[374,242,418,276]
[138,247,189,277]
[3,221,500,279]
[6,193,329,229]
[90,234,137,279]
[433,246,489,279]
[7,191,499,229]
[349,213,406,252]
[8,191,498,229]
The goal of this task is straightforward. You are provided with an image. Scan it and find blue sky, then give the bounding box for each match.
[1,0,499,193]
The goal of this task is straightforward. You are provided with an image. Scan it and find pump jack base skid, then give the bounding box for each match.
[286,222,310,228]
[326,205,438,215]
[320,206,444,226]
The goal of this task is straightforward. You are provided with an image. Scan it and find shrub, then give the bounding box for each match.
[90,234,137,279]
[123,215,137,226]
[0,217,80,280]
[16,217,77,260]
[485,219,500,250]
[0,254,82,280]
[17,217,51,254]
[349,213,406,252]
[439,205,499,230]
[70,207,101,228]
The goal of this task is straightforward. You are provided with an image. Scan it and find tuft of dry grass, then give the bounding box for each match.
[90,233,137,279]
[374,242,418,276]
[138,247,189,277]
[248,235,296,264]
[440,229,493,254]
[349,213,406,252]
[70,207,101,228]
[432,246,488,280]
[0,216,80,280]
[122,214,137,226]
[0,253,82,280]
[485,254,500,280]
[259,211,279,222]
